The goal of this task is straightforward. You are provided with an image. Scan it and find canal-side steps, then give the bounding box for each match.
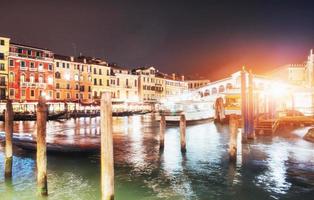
[255,116,314,135]
[255,119,278,135]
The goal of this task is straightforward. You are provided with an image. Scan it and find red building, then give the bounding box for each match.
[8,43,54,105]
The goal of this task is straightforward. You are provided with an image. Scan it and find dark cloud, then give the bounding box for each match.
[1,0,314,80]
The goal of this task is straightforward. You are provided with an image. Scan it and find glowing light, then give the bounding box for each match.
[64,73,70,81]
[269,82,288,97]
[48,76,53,84]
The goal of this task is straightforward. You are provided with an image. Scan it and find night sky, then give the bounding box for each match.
[1,0,314,80]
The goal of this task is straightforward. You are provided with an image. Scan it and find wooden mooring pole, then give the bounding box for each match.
[100,92,114,200]
[247,70,255,139]
[241,67,248,142]
[4,100,14,179]
[159,115,166,150]
[180,114,186,153]
[36,97,48,196]
[229,114,238,162]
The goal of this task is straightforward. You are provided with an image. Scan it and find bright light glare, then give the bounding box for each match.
[269,82,288,97]
[64,73,70,81]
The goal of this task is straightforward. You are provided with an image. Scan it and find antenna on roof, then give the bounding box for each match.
[72,43,77,56]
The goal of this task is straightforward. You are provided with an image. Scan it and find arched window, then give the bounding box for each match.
[219,85,225,93]
[30,74,35,83]
[204,89,210,96]
[74,74,79,81]
[9,72,14,82]
[39,74,44,83]
[211,87,217,94]
[226,83,232,90]
[55,71,61,79]
[20,73,25,82]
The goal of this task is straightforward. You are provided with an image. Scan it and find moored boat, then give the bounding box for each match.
[0,132,100,153]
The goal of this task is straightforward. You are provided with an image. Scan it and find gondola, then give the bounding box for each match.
[0,111,67,121]
[0,132,100,153]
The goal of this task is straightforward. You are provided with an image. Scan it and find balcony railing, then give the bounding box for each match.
[29,67,37,72]
[20,82,46,89]
[20,66,28,70]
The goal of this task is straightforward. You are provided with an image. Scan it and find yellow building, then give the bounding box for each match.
[54,55,93,104]
[186,79,210,90]
[164,74,188,97]
[0,37,10,100]
[89,57,111,101]
[109,65,139,103]
[133,66,156,102]
[155,73,166,101]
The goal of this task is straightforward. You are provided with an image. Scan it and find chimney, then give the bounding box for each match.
[172,73,175,80]
[70,56,74,62]
[181,75,185,81]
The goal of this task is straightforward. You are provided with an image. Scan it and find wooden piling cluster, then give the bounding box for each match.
[158,113,187,153]
[100,92,114,200]
[4,100,14,179]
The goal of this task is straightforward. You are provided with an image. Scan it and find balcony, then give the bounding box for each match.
[20,82,46,89]
[20,66,28,70]
[29,67,37,72]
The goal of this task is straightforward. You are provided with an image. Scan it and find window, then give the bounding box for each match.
[88,86,91,92]
[20,74,25,82]
[56,62,60,67]
[21,89,26,97]
[75,84,79,90]
[56,92,60,99]
[0,63,4,71]
[28,50,32,55]
[135,80,137,87]
[38,63,43,71]
[56,83,60,89]
[9,89,14,97]
[20,61,26,68]
[80,85,84,92]
[66,84,70,89]
[76,93,79,99]
[0,53,4,60]
[55,72,61,79]
[30,90,35,97]
[48,64,53,71]
[74,74,79,81]
[30,62,35,68]
[0,40,4,45]
[126,79,129,86]
[107,80,110,86]
[9,72,14,82]
[94,78,97,85]
[62,63,65,68]
[9,59,14,67]
[99,69,102,75]
[117,78,120,86]
[39,75,44,83]
[99,79,102,86]
[36,52,40,57]
[94,68,97,74]
[30,74,35,83]
[67,63,70,69]
[67,93,70,99]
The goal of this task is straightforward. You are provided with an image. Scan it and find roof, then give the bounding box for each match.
[10,42,52,52]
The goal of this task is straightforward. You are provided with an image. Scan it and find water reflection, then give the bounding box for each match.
[0,115,313,200]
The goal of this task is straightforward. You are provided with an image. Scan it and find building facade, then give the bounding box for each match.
[8,43,54,102]
[0,37,10,100]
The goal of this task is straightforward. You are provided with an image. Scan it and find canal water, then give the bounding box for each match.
[0,114,313,200]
